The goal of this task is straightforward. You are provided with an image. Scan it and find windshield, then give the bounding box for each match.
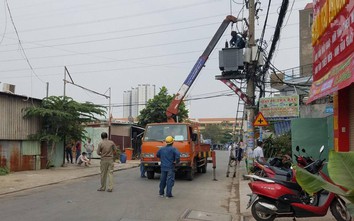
[144,124,188,141]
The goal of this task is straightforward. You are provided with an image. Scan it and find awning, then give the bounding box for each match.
[306,53,354,104]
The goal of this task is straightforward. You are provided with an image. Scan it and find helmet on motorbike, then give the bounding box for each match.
[165,136,174,145]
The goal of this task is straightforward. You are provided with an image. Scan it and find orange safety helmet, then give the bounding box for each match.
[165,136,174,144]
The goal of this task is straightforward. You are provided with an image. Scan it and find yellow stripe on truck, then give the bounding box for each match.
[197,151,213,158]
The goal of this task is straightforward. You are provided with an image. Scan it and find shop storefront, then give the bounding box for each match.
[307,0,354,152]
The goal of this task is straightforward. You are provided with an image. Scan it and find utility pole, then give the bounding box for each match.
[63,67,67,97]
[46,82,49,97]
[108,87,112,139]
[246,0,256,158]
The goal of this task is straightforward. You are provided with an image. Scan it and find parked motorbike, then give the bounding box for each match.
[293,145,314,167]
[252,157,294,182]
[246,145,351,221]
[252,146,312,182]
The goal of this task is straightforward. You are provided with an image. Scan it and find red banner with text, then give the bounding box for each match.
[307,53,354,103]
[312,0,354,82]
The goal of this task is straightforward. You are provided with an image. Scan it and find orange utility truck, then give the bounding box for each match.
[141,15,240,180]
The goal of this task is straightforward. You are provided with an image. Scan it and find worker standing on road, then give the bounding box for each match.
[96,132,117,192]
[157,136,180,199]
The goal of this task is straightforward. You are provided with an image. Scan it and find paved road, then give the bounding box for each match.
[0,150,239,221]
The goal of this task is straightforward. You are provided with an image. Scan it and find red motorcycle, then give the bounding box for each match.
[246,146,351,221]
[252,158,294,182]
[293,146,314,167]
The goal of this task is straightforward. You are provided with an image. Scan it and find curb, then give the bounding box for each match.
[0,163,139,197]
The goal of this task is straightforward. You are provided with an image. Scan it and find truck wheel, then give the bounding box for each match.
[147,171,154,179]
[201,164,207,173]
[186,170,194,181]
[197,166,202,173]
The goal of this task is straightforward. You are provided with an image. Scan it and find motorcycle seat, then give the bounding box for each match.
[271,179,302,191]
[269,166,292,177]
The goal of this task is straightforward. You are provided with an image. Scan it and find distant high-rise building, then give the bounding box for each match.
[123,90,132,118]
[123,84,156,118]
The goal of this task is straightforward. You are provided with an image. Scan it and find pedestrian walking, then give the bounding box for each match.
[156,136,180,198]
[96,132,117,192]
[84,138,94,161]
[75,140,82,163]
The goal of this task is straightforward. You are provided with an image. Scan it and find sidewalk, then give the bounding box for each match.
[0,159,140,196]
[237,161,336,221]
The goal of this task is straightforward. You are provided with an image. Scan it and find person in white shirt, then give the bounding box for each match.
[228,142,235,158]
[84,138,94,161]
[77,152,91,167]
[253,140,265,163]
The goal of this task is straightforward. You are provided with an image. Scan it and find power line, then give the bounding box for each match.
[0,0,7,46]
[0,31,300,70]
[5,1,219,34]
[0,20,299,52]
[106,92,238,108]
[5,0,44,84]
[2,14,226,46]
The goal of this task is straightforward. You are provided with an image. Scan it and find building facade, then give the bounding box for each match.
[307,0,354,152]
[0,92,48,171]
[299,3,314,77]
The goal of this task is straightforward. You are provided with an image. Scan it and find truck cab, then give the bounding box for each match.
[141,122,209,180]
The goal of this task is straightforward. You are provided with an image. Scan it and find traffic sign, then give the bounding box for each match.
[253,112,269,126]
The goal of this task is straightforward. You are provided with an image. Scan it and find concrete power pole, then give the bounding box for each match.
[246,0,256,154]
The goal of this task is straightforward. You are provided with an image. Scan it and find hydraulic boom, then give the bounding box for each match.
[166,15,240,122]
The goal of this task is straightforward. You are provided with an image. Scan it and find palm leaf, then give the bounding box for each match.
[294,166,347,196]
[328,150,354,190]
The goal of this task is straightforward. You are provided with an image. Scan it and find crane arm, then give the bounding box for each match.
[166,15,239,122]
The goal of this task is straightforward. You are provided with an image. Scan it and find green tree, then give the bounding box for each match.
[263,132,292,158]
[23,96,106,168]
[137,86,188,127]
[221,129,234,144]
[201,124,224,144]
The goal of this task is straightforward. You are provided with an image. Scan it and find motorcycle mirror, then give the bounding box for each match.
[296,146,300,151]
[318,145,325,160]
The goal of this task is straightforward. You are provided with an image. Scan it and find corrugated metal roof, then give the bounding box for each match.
[0,95,41,140]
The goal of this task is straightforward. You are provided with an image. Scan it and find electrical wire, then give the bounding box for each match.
[232,0,244,5]
[0,0,7,46]
[5,0,44,83]
[107,92,238,108]
[0,21,300,55]
[6,1,218,34]
[260,0,289,76]
[282,0,295,29]
[2,14,226,47]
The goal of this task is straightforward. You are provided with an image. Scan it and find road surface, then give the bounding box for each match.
[0,150,239,221]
